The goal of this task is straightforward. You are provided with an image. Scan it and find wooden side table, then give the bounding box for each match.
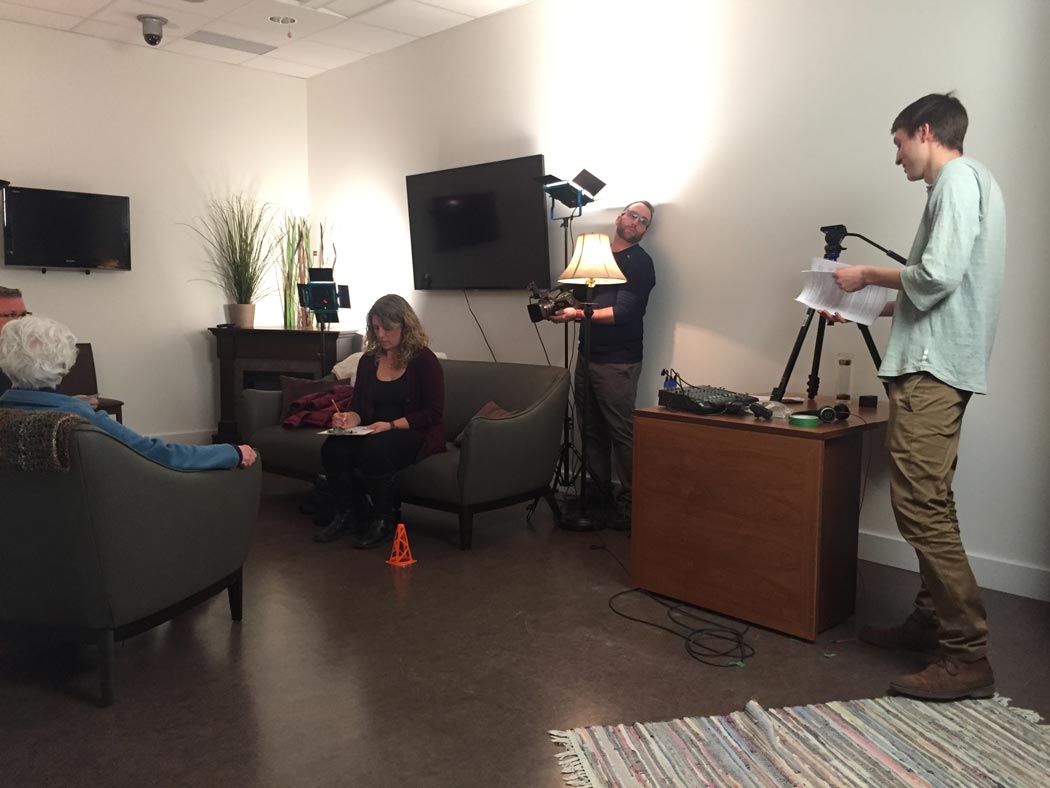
[630,401,888,640]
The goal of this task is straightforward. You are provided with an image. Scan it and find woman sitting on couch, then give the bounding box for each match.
[315,294,445,548]
[0,315,256,470]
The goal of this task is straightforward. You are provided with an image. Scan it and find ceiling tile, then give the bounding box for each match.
[2,0,108,16]
[72,18,153,47]
[421,0,527,17]
[321,0,387,17]
[267,38,366,69]
[0,1,81,30]
[309,18,413,53]
[139,0,256,19]
[165,36,257,63]
[223,0,344,36]
[354,0,470,37]
[242,53,323,78]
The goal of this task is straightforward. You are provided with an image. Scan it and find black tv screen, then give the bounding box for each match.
[406,154,551,290]
[2,186,131,271]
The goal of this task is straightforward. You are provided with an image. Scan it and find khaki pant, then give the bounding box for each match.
[886,372,988,660]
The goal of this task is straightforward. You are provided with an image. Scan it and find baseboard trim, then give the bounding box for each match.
[858,531,1050,602]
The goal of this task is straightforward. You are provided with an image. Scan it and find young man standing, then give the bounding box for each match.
[833,93,1006,700]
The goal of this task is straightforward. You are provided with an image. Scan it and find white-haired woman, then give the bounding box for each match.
[0,315,256,470]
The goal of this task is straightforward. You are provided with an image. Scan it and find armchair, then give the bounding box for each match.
[0,424,261,706]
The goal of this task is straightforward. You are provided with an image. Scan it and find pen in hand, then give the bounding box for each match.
[331,398,341,413]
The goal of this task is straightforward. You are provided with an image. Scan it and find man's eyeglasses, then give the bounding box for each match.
[0,311,31,319]
[622,210,650,227]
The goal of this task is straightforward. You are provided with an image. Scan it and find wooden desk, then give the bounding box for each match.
[208,327,359,443]
[630,401,888,640]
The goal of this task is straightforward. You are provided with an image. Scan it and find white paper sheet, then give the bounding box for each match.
[316,426,375,436]
[795,257,892,326]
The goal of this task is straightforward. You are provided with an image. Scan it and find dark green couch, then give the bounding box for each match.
[240,359,569,549]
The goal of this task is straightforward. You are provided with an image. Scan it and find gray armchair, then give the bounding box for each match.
[394,360,569,548]
[0,424,261,706]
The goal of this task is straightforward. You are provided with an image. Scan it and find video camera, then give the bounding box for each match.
[526,283,576,323]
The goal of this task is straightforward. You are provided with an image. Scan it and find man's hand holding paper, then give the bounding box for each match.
[796,257,892,325]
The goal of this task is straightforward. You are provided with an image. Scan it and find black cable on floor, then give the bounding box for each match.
[608,588,756,668]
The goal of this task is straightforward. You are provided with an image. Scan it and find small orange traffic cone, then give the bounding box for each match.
[385,523,417,567]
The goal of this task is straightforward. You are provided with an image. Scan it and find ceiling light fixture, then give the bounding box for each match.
[269,16,297,25]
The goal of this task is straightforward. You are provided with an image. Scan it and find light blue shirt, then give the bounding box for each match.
[0,389,241,471]
[880,156,1006,394]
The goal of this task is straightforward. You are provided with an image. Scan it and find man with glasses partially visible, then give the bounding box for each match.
[550,201,657,530]
[0,286,30,395]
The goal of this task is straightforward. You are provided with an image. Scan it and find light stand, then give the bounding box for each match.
[297,268,350,371]
[555,233,625,532]
[771,224,906,401]
[536,169,606,496]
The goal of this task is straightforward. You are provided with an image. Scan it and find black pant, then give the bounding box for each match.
[321,431,423,513]
[574,358,642,504]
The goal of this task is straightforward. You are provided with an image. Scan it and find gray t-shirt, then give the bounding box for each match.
[880,156,1006,394]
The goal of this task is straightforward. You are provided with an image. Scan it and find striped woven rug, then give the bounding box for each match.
[550,696,1049,787]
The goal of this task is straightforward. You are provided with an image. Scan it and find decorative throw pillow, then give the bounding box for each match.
[279,375,338,421]
[331,351,364,383]
[453,401,515,447]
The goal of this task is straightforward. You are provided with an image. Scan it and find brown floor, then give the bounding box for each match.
[1,473,1047,788]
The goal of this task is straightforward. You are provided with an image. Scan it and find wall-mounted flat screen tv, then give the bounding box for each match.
[2,186,131,271]
[406,154,551,290]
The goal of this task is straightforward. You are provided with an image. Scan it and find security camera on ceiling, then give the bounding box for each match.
[137,14,168,47]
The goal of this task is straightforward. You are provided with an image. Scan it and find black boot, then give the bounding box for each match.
[350,473,398,549]
[314,509,355,543]
[314,477,372,543]
[349,514,396,549]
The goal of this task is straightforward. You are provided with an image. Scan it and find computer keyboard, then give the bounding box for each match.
[658,384,769,418]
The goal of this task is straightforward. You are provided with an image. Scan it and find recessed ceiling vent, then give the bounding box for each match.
[185,31,277,55]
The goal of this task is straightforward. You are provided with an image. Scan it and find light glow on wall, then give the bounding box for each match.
[535,0,720,208]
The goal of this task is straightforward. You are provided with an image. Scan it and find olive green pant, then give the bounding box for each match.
[886,372,988,660]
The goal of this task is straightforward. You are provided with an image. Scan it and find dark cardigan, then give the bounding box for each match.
[350,347,446,460]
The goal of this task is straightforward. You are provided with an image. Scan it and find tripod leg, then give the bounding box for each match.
[858,324,882,369]
[807,314,827,399]
[772,308,815,401]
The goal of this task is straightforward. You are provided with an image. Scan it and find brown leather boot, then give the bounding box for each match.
[889,655,995,701]
[859,617,940,653]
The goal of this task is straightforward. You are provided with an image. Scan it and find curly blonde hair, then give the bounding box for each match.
[363,294,428,368]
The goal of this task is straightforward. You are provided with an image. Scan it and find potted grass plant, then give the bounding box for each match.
[277,217,340,330]
[279,215,310,330]
[190,195,274,328]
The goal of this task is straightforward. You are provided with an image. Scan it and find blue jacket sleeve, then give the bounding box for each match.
[87,408,241,470]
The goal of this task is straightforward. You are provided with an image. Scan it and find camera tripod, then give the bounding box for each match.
[771,224,906,402]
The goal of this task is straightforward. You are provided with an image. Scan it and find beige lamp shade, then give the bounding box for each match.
[557,233,626,287]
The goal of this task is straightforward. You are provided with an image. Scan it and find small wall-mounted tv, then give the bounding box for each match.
[2,186,131,271]
[406,154,551,290]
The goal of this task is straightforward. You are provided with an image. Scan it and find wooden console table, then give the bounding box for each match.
[208,327,360,443]
[630,401,888,640]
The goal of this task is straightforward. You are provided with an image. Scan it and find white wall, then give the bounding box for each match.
[306,0,1050,599]
[0,20,308,440]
